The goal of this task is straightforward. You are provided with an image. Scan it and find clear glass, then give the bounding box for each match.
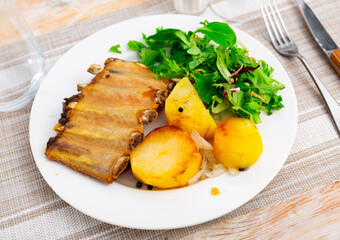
[173,0,210,14]
[209,0,290,23]
[0,0,44,112]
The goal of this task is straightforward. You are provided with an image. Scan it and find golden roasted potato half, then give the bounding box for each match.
[165,77,217,140]
[213,117,263,169]
[130,125,202,189]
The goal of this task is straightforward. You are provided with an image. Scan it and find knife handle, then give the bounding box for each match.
[330,49,340,76]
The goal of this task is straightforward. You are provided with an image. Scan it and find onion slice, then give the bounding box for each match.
[191,131,213,150]
[228,168,240,176]
[188,132,227,185]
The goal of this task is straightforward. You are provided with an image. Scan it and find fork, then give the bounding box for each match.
[261,0,340,136]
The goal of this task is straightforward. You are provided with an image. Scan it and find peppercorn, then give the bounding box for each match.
[136,181,142,188]
[178,107,183,112]
[147,185,153,190]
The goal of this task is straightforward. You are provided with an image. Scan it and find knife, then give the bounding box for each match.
[295,0,340,76]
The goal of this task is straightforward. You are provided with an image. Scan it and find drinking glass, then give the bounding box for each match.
[209,0,290,23]
[0,0,45,112]
[173,0,210,14]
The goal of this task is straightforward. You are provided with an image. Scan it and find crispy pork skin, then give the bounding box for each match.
[45,58,169,183]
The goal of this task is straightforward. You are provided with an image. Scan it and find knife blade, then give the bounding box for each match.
[295,0,340,76]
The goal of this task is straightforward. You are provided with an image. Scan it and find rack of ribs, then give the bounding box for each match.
[45,58,171,183]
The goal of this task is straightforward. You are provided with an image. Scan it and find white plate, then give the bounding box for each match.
[29,14,298,230]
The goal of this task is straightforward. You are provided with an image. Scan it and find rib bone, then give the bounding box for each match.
[87,64,103,75]
[167,81,175,91]
[136,63,148,69]
[155,89,168,105]
[104,57,114,66]
[112,155,130,178]
[53,123,64,132]
[77,83,87,92]
[142,110,158,124]
[129,132,144,149]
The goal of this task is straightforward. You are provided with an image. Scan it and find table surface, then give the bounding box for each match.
[16,0,153,36]
[1,0,339,239]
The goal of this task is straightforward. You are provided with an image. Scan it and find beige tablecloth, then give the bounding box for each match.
[1,0,340,239]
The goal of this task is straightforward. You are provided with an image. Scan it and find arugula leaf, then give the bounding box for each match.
[109,44,122,53]
[143,33,164,49]
[211,95,229,114]
[259,60,274,76]
[155,49,186,79]
[170,46,189,62]
[127,41,146,53]
[148,29,182,41]
[174,31,191,47]
[266,95,284,114]
[187,46,201,55]
[228,45,255,69]
[216,46,233,83]
[243,100,262,123]
[193,72,219,104]
[224,87,245,107]
[189,51,214,70]
[197,22,237,48]
[140,48,159,66]
[244,68,284,97]
[147,29,192,50]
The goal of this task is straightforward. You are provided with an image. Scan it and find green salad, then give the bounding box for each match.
[120,21,285,123]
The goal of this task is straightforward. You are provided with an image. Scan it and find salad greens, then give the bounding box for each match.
[109,44,122,53]
[126,20,284,123]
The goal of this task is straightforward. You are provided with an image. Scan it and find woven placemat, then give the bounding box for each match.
[1,0,340,239]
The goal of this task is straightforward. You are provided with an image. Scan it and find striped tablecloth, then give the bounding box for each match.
[1,0,340,239]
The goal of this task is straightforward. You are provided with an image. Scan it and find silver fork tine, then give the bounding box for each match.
[261,5,279,49]
[272,0,294,43]
[263,4,283,46]
[268,0,288,45]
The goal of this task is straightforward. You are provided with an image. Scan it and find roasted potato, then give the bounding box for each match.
[165,77,217,140]
[213,117,263,169]
[130,125,202,189]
